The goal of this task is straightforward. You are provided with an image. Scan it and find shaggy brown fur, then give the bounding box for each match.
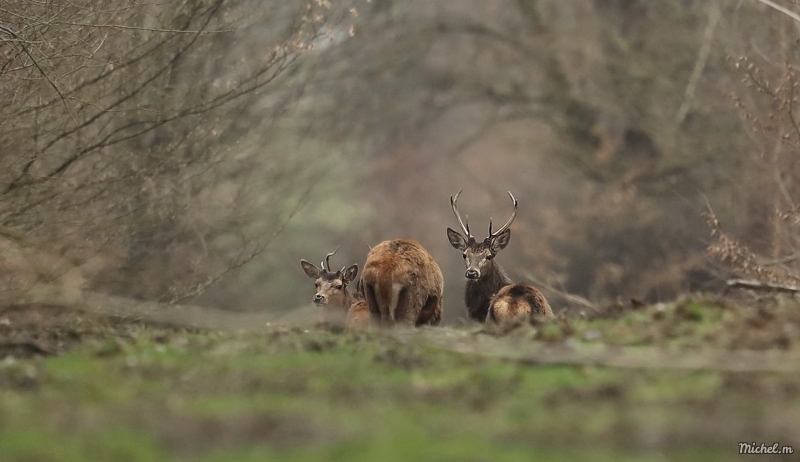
[345,299,371,331]
[488,283,553,324]
[360,239,444,326]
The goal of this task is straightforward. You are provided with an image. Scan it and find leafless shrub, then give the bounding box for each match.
[707,6,800,289]
[0,0,362,305]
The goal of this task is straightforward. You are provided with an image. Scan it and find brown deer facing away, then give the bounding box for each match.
[361,239,444,327]
[446,190,553,324]
[300,248,370,330]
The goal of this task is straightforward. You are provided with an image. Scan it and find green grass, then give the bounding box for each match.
[1,297,799,461]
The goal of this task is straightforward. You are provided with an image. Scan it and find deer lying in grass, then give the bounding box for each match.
[446,190,553,324]
[300,248,370,330]
[488,284,551,324]
[361,239,444,327]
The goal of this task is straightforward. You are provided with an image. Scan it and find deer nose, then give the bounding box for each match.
[465,269,479,279]
[313,294,325,304]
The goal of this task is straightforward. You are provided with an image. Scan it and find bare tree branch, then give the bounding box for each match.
[753,0,800,23]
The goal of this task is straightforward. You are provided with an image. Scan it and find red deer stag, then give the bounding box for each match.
[300,248,370,330]
[361,240,444,327]
[446,190,552,324]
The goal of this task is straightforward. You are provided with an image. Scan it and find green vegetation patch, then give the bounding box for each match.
[1,298,799,461]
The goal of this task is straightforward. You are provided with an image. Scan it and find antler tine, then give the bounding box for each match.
[322,246,339,272]
[450,190,472,238]
[489,191,518,238]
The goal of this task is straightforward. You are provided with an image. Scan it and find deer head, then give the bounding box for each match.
[446,190,517,280]
[300,247,359,306]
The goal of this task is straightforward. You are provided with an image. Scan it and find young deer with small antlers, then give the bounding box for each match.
[300,248,370,330]
[361,239,444,327]
[446,190,552,324]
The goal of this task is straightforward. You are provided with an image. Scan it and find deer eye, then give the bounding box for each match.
[462,253,467,259]
[335,284,343,290]
[486,254,494,260]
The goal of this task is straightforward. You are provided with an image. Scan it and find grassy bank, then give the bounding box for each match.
[0,296,798,461]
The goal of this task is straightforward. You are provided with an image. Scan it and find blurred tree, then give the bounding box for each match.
[707,1,800,289]
[0,0,360,304]
[9,0,796,319]
[281,0,796,321]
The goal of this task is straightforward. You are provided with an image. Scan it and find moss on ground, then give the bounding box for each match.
[1,296,799,461]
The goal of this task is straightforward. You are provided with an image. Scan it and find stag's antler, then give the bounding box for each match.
[487,191,517,238]
[450,190,472,238]
[321,246,340,272]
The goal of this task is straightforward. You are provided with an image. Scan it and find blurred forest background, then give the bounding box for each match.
[3,0,800,323]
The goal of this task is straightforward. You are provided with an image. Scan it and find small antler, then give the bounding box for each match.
[488,191,517,238]
[450,190,472,238]
[321,246,339,272]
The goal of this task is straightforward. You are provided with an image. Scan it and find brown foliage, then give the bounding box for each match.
[707,8,800,289]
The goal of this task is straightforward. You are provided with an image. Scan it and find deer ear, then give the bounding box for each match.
[300,260,321,279]
[447,228,467,251]
[490,229,511,252]
[343,264,359,284]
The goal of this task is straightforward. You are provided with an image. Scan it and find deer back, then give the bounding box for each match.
[488,283,553,324]
[361,239,443,326]
[345,299,371,331]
